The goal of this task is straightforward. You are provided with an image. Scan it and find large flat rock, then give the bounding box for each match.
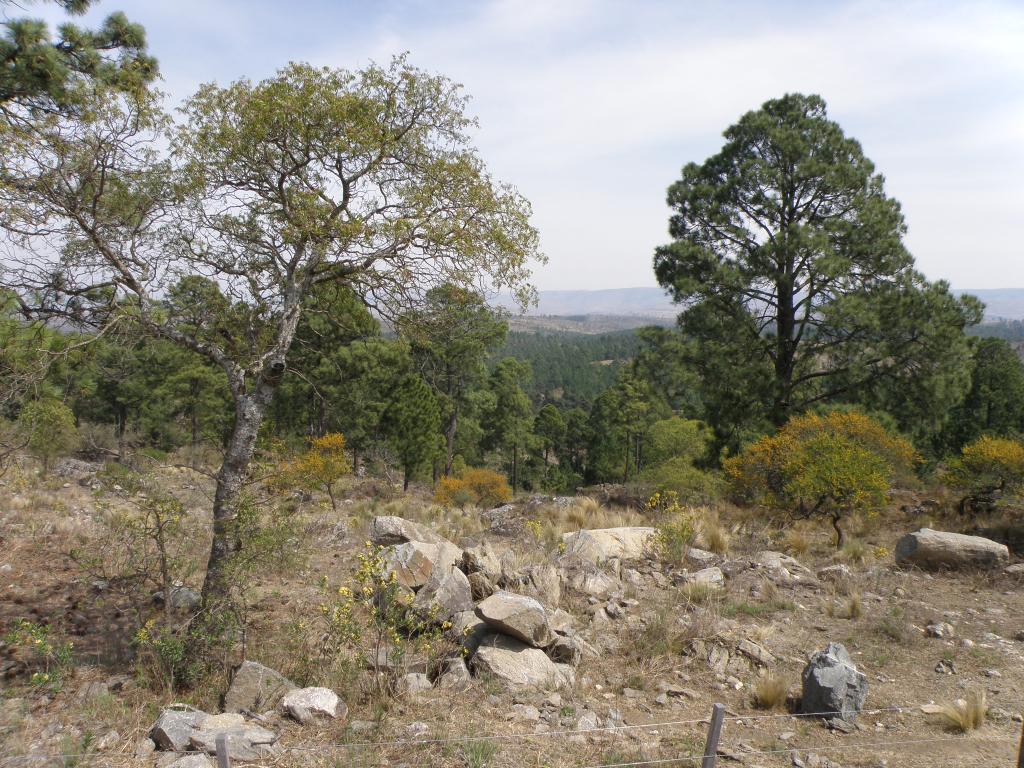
[895,528,1009,570]
[471,634,561,688]
[561,527,656,564]
[476,591,553,647]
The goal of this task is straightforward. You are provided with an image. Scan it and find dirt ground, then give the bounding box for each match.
[1,461,1023,768]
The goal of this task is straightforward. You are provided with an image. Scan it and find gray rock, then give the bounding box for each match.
[280,687,346,720]
[737,638,775,666]
[561,527,656,564]
[471,634,562,688]
[134,738,157,758]
[548,632,597,666]
[449,610,490,656]
[524,564,561,607]
[685,547,719,568]
[150,707,208,751]
[801,642,867,721]
[476,591,553,647]
[675,567,724,588]
[223,661,297,713]
[895,528,1009,570]
[437,657,473,689]
[467,570,496,600]
[382,540,463,589]
[398,672,433,695]
[463,542,504,582]
[163,756,214,768]
[413,563,473,621]
[190,727,278,762]
[370,516,446,546]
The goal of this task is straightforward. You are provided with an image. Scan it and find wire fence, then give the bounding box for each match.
[2,699,1023,768]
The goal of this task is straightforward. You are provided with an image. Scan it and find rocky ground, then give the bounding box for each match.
[2,460,1024,767]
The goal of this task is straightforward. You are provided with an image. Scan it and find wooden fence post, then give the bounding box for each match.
[701,703,725,768]
[215,733,231,768]
[1017,717,1024,768]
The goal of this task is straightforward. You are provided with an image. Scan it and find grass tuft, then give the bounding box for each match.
[751,673,790,710]
[932,690,987,733]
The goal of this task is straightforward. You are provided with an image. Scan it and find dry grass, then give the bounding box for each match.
[838,539,868,564]
[751,673,790,710]
[679,581,722,606]
[827,591,863,620]
[782,527,811,557]
[699,513,731,555]
[929,690,987,733]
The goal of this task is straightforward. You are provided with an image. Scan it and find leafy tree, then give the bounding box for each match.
[17,397,78,472]
[725,411,918,547]
[645,417,711,467]
[1,0,156,112]
[383,374,441,490]
[401,284,508,476]
[943,436,1024,515]
[0,58,541,608]
[483,358,534,490]
[939,339,1024,452]
[654,93,981,429]
[534,404,566,467]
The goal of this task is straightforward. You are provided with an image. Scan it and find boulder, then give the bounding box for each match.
[398,672,433,695]
[150,707,208,752]
[895,528,1009,570]
[280,687,346,721]
[370,516,446,546]
[471,634,561,688]
[801,642,868,721]
[413,564,473,621]
[548,631,598,666]
[223,661,297,713]
[685,547,719,568]
[189,720,278,762]
[467,570,496,600]
[463,542,504,582]
[437,657,473,690]
[382,540,463,589]
[817,564,853,583]
[524,564,561,607]
[476,591,553,647]
[737,638,775,666]
[565,569,619,598]
[449,610,490,656]
[675,567,724,588]
[164,756,213,768]
[561,527,656,564]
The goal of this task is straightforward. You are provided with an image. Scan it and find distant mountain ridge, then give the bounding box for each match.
[495,287,1024,321]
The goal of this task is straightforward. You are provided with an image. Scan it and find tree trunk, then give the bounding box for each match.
[189,380,200,469]
[444,408,458,476]
[200,374,278,608]
[403,465,410,492]
[511,443,518,492]
[623,430,630,483]
[832,514,846,549]
[116,404,127,463]
[772,273,796,427]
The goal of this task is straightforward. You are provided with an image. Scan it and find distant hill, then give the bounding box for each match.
[494,287,1024,324]
[495,287,676,319]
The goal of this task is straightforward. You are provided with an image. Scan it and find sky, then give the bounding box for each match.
[22,0,1024,291]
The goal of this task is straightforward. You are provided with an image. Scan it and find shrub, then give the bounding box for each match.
[433,467,512,508]
[648,492,697,563]
[725,411,918,548]
[16,398,78,473]
[272,432,352,511]
[4,620,73,690]
[942,435,1024,514]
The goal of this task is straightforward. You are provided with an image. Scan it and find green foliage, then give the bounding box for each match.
[939,338,1024,453]
[383,374,442,490]
[482,358,534,490]
[642,457,722,503]
[494,329,640,406]
[646,491,697,564]
[942,435,1024,513]
[725,411,918,547]
[17,397,78,472]
[4,619,74,690]
[654,92,981,432]
[0,1,157,112]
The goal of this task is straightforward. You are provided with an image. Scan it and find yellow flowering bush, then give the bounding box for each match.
[5,620,73,691]
[942,435,1024,514]
[434,467,512,508]
[646,491,697,564]
[271,432,352,510]
[724,411,918,548]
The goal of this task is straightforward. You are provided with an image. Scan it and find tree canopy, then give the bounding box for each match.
[654,93,981,435]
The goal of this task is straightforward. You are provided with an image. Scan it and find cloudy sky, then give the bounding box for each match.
[25,0,1024,290]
